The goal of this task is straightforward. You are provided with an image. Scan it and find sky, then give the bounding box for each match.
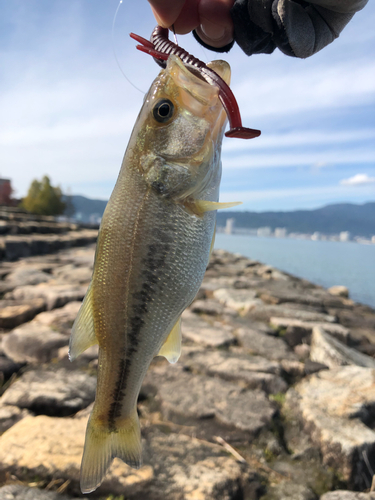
[1,0,374,212]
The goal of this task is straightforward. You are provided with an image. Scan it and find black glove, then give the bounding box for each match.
[194,0,368,58]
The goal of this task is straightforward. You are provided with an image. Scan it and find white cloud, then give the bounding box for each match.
[222,149,375,170]
[222,129,375,153]
[340,174,375,186]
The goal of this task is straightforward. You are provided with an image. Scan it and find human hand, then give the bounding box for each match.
[148,0,235,49]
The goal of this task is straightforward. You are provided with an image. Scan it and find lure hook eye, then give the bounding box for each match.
[153,99,174,123]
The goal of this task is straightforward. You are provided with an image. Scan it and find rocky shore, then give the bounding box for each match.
[0,242,374,500]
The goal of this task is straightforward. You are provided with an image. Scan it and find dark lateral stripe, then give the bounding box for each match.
[107,236,171,429]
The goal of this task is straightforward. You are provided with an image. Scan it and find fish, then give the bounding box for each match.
[69,53,241,494]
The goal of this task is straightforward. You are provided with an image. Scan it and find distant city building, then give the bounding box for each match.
[339,231,351,242]
[0,178,13,206]
[257,226,272,237]
[274,227,287,238]
[89,213,102,225]
[311,232,321,241]
[225,218,235,235]
[372,236,375,244]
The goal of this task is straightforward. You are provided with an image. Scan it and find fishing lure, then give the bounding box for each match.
[130,26,261,140]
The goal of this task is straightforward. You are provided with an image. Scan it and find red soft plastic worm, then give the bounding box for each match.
[130,26,261,140]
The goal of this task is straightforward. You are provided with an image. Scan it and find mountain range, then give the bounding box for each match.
[68,195,375,238]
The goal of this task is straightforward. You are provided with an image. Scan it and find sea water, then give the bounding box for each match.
[215,233,375,308]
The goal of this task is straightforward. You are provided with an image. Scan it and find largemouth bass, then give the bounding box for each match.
[69,54,239,493]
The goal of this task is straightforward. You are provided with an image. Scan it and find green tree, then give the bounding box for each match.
[20,176,66,216]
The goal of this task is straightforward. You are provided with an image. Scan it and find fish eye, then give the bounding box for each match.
[153,99,174,123]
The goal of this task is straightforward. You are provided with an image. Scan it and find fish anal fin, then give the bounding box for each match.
[158,317,182,364]
[69,284,97,361]
[80,409,142,494]
[184,200,242,217]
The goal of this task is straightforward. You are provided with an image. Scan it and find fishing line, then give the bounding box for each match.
[171,24,178,45]
[112,0,145,94]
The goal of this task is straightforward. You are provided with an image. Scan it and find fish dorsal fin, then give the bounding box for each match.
[69,284,98,361]
[158,316,182,364]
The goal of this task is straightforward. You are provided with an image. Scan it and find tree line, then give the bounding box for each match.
[20,176,72,217]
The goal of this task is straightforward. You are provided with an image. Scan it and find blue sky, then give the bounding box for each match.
[1,0,374,211]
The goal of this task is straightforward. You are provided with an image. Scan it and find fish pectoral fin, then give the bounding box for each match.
[158,316,182,364]
[189,200,242,216]
[80,409,142,494]
[69,284,97,361]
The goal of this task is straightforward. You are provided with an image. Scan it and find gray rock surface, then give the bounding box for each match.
[321,492,375,500]
[181,347,287,394]
[1,369,96,416]
[32,301,82,335]
[0,405,30,433]
[262,481,316,500]
[5,283,87,311]
[0,415,254,499]
[0,242,374,499]
[182,309,235,347]
[212,288,260,313]
[248,304,336,323]
[285,365,375,489]
[328,285,349,298]
[235,326,296,361]
[271,317,351,344]
[310,327,375,368]
[0,299,46,329]
[0,484,79,500]
[2,324,68,363]
[146,364,276,435]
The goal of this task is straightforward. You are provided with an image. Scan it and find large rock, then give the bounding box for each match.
[212,288,260,314]
[270,317,351,345]
[321,492,375,500]
[235,326,296,361]
[0,356,24,379]
[4,283,87,310]
[145,364,276,436]
[181,310,235,347]
[0,484,79,500]
[328,286,349,298]
[181,347,287,394]
[285,366,375,489]
[51,264,92,284]
[246,304,336,323]
[4,267,52,287]
[0,299,46,329]
[1,369,96,416]
[0,415,254,499]
[32,301,81,335]
[310,327,375,368]
[1,231,97,261]
[2,324,68,363]
[262,481,316,500]
[0,405,29,434]
[0,415,152,496]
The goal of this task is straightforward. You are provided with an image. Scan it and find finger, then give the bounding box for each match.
[171,0,201,34]
[196,0,234,48]
[147,0,186,28]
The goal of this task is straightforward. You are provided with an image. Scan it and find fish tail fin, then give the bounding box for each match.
[80,409,142,494]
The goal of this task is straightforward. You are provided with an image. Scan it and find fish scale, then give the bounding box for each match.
[69,54,240,493]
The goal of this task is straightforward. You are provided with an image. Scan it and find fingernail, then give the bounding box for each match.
[195,22,233,48]
[200,22,226,41]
